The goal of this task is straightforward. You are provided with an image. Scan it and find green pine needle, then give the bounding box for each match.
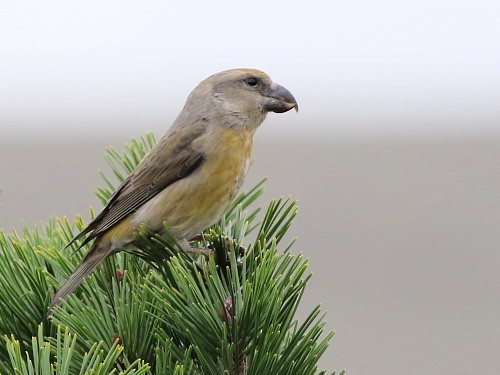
[0,133,340,375]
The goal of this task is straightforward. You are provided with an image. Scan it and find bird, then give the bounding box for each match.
[50,68,298,311]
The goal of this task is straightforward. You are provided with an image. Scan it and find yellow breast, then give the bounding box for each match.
[131,127,255,240]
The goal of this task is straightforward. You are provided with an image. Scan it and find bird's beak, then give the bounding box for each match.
[264,82,298,113]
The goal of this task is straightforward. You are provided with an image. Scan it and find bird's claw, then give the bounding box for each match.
[189,234,245,267]
[183,246,213,257]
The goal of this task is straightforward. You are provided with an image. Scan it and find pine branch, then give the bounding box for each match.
[0,133,341,374]
[5,324,149,374]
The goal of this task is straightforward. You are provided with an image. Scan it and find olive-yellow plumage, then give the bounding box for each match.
[50,68,297,311]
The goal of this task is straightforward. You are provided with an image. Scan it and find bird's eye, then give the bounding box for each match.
[245,77,259,87]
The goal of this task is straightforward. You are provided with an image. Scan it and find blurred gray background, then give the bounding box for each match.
[1,1,500,374]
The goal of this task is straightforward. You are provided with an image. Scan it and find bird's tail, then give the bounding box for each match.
[49,242,110,314]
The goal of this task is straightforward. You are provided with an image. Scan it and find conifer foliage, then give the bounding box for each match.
[0,133,342,374]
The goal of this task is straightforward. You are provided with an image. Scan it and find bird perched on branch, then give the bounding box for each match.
[50,68,298,311]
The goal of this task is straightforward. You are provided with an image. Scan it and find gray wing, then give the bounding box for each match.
[67,124,206,250]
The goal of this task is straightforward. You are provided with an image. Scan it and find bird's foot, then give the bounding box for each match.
[184,246,213,257]
[189,234,245,266]
[180,238,214,257]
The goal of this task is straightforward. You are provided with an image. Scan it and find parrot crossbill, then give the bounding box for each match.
[50,68,298,311]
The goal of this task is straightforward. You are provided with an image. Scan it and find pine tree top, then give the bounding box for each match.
[0,133,342,375]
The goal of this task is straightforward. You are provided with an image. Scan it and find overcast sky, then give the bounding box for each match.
[1,0,499,139]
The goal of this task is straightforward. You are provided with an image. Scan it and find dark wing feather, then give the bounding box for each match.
[67,124,206,251]
[92,151,204,236]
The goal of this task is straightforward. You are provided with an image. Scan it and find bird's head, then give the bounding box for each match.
[183,68,298,130]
